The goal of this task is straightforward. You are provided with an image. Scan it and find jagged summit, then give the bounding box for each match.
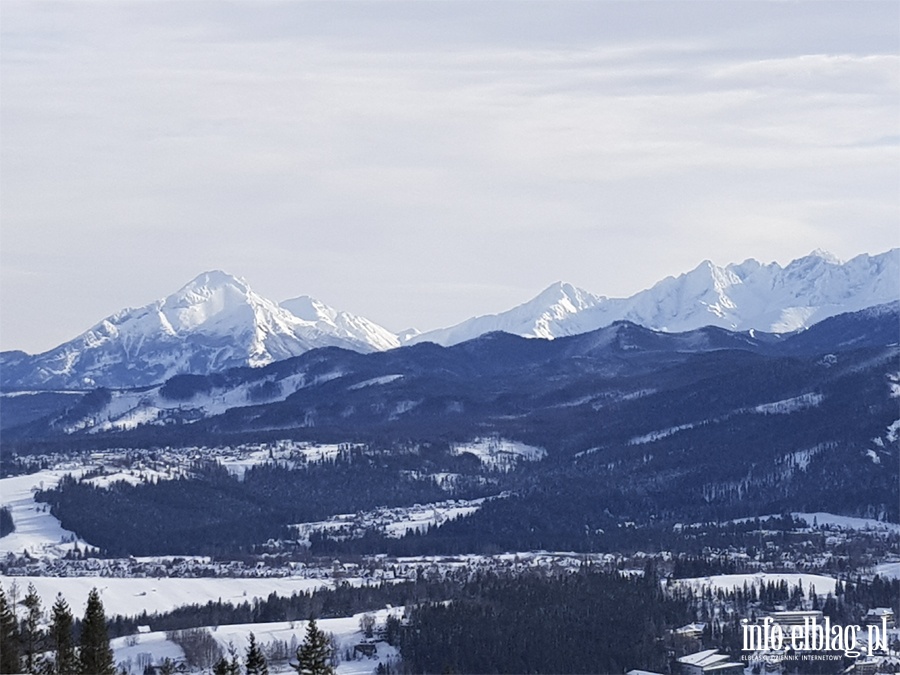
[279,295,400,352]
[408,249,899,346]
[807,248,843,264]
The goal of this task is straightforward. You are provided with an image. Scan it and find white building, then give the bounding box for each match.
[676,649,744,675]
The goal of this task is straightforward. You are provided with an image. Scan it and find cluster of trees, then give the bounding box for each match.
[0,580,343,675]
[154,620,337,675]
[0,583,114,675]
[0,507,14,538]
[398,565,690,674]
[104,576,465,638]
[36,456,485,556]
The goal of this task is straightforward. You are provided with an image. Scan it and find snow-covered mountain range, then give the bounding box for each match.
[1,249,896,389]
[409,249,899,345]
[0,271,398,389]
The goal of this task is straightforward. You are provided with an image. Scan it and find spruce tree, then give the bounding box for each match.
[244,632,268,675]
[0,584,20,675]
[78,588,115,675]
[22,583,46,674]
[49,593,77,675]
[213,643,241,675]
[212,656,230,675]
[294,618,334,675]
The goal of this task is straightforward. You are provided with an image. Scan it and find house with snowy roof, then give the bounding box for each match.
[864,607,895,628]
[673,622,706,640]
[676,649,744,675]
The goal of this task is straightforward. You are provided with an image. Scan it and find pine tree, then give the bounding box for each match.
[0,585,20,675]
[22,582,46,674]
[212,656,230,675]
[78,588,115,675]
[49,593,77,675]
[244,632,268,675]
[294,619,334,675]
[213,642,241,675]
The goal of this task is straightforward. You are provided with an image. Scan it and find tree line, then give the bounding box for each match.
[0,582,339,675]
[1,582,114,675]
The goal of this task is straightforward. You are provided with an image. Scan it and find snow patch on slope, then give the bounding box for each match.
[752,393,824,414]
[293,496,492,543]
[450,438,547,471]
[671,572,838,596]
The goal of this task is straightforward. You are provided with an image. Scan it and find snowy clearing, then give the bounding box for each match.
[217,443,347,478]
[0,575,345,617]
[671,572,838,596]
[293,497,489,543]
[450,438,546,471]
[874,562,900,579]
[0,468,94,558]
[791,512,900,534]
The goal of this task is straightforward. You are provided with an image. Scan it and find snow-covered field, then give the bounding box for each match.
[112,610,402,675]
[82,465,187,489]
[294,497,489,542]
[450,438,546,471]
[875,561,900,579]
[217,442,348,478]
[671,572,838,596]
[0,575,344,617]
[0,468,93,557]
[791,512,900,534]
[705,511,900,535]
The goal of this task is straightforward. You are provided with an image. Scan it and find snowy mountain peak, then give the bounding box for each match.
[280,295,400,352]
[1,272,399,389]
[533,281,606,309]
[808,249,843,264]
[181,269,249,291]
[411,249,899,346]
[156,270,266,335]
[279,295,329,322]
[2,249,896,389]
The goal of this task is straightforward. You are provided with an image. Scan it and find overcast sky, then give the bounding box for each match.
[1,1,898,353]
